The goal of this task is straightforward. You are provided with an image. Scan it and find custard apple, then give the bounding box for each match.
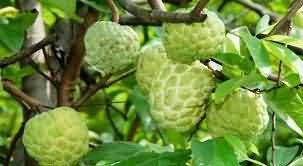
[163,10,225,64]
[149,61,215,132]
[136,41,168,94]
[206,89,269,140]
[23,107,89,166]
[85,21,140,76]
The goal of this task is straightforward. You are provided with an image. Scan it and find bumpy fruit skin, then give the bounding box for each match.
[206,89,269,140]
[163,10,225,64]
[136,41,168,94]
[23,107,89,166]
[84,21,140,76]
[149,61,215,132]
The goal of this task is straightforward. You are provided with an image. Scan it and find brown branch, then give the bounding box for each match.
[2,79,50,112]
[106,0,120,22]
[191,0,209,16]
[127,116,140,141]
[117,0,207,23]
[163,0,192,5]
[148,0,166,11]
[269,0,303,35]
[58,10,99,106]
[234,0,279,21]
[119,15,162,25]
[0,34,56,68]
[73,68,136,108]
[42,47,56,80]
[28,59,57,87]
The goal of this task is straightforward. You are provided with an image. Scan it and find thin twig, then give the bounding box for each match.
[106,105,124,140]
[191,0,209,16]
[2,79,51,112]
[42,47,56,80]
[73,68,136,108]
[269,0,303,35]
[106,0,120,22]
[148,0,166,11]
[117,0,207,23]
[0,34,57,68]
[28,59,57,87]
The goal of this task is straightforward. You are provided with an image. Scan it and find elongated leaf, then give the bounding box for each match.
[264,35,303,50]
[115,150,190,166]
[266,145,299,166]
[263,41,303,82]
[240,31,272,77]
[81,142,147,165]
[264,87,303,136]
[191,138,239,166]
[289,157,303,166]
[256,15,271,35]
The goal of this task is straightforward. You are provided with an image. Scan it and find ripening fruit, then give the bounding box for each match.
[23,107,89,166]
[149,61,216,132]
[84,21,140,77]
[163,10,225,64]
[136,41,168,94]
[206,89,269,140]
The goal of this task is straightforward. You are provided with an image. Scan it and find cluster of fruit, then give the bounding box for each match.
[21,9,270,165]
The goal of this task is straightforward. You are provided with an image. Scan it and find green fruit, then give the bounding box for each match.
[85,21,140,76]
[163,10,225,64]
[149,61,215,132]
[23,107,89,166]
[206,89,269,140]
[136,41,168,94]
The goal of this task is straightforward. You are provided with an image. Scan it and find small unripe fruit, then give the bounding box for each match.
[23,107,89,166]
[206,89,269,140]
[136,41,168,94]
[149,61,215,132]
[163,10,225,64]
[85,21,140,76]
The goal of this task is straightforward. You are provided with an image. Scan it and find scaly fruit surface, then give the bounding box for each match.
[206,89,269,140]
[149,61,215,132]
[136,41,168,94]
[85,21,140,76]
[163,10,225,64]
[23,107,89,166]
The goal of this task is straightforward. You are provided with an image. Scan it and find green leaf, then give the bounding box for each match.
[239,31,272,77]
[264,87,303,136]
[266,145,299,166]
[256,15,271,35]
[224,135,248,162]
[115,150,190,166]
[81,142,147,165]
[0,12,37,54]
[289,157,303,166]
[80,0,109,13]
[263,41,303,83]
[213,79,240,104]
[264,35,303,50]
[39,0,80,20]
[191,138,239,166]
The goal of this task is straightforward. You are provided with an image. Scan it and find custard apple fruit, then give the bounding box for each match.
[136,41,168,94]
[23,107,89,166]
[206,89,269,140]
[85,21,140,76]
[149,61,215,132]
[163,10,225,64]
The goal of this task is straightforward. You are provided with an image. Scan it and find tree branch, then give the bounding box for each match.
[117,0,207,23]
[106,0,120,22]
[2,79,50,112]
[269,0,303,35]
[234,0,279,21]
[191,0,209,16]
[58,10,99,106]
[0,34,56,68]
[148,0,166,11]
[73,68,136,108]
[163,0,192,5]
